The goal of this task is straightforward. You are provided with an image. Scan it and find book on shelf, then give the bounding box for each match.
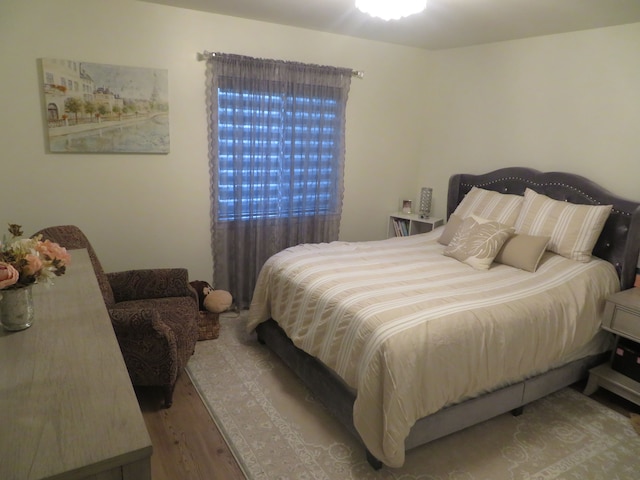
[392,218,409,236]
[392,218,401,236]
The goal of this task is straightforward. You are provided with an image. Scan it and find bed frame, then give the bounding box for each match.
[256,167,640,469]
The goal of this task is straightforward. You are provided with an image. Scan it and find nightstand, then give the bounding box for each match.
[584,288,640,406]
[388,213,443,238]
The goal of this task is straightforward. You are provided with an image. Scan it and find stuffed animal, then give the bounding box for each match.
[204,289,233,313]
[189,280,233,314]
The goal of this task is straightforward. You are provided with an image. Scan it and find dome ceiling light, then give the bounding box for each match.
[355,0,427,21]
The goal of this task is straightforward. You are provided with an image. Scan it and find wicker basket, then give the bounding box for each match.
[197,311,220,341]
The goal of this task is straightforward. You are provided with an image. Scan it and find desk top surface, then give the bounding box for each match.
[0,249,151,480]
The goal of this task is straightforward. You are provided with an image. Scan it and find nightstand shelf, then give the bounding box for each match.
[584,364,640,406]
[584,288,640,406]
[388,213,443,238]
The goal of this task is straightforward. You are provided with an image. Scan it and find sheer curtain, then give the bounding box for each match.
[205,54,352,307]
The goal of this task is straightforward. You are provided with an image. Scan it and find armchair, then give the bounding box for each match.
[33,225,199,407]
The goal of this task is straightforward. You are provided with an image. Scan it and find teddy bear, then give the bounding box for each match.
[189,280,233,314]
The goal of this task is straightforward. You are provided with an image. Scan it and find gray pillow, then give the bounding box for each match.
[494,234,550,272]
[443,216,515,270]
[437,214,463,246]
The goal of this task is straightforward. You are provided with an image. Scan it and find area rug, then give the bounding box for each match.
[187,312,640,479]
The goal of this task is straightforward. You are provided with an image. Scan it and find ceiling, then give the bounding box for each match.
[143,0,640,50]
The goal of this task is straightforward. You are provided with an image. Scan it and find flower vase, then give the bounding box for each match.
[0,286,34,331]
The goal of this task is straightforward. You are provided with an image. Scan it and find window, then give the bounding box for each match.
[217,78,344,222]
[205,53,352,307]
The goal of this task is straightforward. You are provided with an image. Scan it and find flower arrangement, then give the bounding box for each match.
[0,224,71,290]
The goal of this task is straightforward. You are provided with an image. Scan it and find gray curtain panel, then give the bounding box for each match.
[205,53,352,307]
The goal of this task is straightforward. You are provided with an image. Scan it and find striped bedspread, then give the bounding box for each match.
[247,229,618,467]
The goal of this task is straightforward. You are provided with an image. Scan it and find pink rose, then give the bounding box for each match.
[37,240,71,266]
[23,254,43,276]
[0,262,19,289]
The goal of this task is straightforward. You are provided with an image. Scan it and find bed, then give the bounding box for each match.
[248,167,640,469]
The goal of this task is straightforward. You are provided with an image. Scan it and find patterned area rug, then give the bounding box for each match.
[187,312,640,479]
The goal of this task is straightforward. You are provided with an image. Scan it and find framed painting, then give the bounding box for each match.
[41,58,169,153]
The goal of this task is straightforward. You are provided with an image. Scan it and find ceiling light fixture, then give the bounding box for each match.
[355,0,427,21]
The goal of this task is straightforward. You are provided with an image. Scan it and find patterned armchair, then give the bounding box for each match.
[33,225,199,407]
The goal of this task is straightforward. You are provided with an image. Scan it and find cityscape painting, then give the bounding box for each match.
[41,58,170,153]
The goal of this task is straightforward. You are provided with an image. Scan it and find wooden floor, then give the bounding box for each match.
[136,374,245,480]
[136,373,639,480]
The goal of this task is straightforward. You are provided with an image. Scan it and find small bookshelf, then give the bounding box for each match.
[388,213,443,238]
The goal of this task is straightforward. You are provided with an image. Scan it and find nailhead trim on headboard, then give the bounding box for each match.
[450,167,640,290]
[460,178,630,216]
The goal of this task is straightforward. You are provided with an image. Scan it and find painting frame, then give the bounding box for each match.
[41,58,170,154]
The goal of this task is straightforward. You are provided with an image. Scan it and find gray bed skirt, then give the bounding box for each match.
[256,318,608,468]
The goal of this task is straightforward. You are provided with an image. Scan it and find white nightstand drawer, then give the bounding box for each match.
[604,305,640,342]
[586,288,640,406]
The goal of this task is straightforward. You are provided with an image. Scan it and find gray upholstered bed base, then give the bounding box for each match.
[255,167,640,469]
[256,319,607,468]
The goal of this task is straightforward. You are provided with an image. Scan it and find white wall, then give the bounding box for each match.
[2,0,639,284]
[0,0,428,283]
[420,23,640,218]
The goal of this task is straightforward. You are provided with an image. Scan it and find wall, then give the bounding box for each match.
[2,0,639,284]
[420,23,640,218]
[0,0,429,283]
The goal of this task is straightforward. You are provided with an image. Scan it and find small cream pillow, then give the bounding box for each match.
[204,290,233,313]
[494,234,550,272]
[437,214,463,246]
[514,188,611,262]
[452,187,524,226]
[443,215,515,270]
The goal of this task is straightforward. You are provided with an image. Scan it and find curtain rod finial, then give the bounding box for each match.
[197,51,215,62]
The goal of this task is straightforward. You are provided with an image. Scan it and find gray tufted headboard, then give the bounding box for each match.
[447,167,640,290]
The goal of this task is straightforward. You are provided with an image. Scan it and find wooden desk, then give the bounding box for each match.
[0,249,152,480]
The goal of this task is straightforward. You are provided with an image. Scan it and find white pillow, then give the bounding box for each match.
[513,188,611,263]
[452,187,523,227]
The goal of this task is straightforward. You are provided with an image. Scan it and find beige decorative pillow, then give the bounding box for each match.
[443,215,515,270]
[494,234,550,272]
[437,214,463,246]
[514,188,612,262]
[452,187,524,226]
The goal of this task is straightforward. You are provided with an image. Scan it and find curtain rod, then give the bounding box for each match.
[196,51,364,79]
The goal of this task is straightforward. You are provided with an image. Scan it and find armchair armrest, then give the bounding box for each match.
[107,268,197,303]
[109,306,175,340]
[108,306,179,389]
